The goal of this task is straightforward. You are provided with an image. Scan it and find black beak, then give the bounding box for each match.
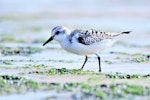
[43,36,54,46]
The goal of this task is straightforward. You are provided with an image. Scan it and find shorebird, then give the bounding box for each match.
[43,26,131,72]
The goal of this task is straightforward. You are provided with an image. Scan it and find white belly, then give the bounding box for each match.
[60,39,116,55]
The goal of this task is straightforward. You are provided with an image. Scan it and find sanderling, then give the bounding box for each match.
[43,26,131,72]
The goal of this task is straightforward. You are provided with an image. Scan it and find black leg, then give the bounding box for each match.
[96,54,101,72]
[80,56,88,70]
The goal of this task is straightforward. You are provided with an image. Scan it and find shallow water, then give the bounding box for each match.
[0,0,150,99]
[0,43,150,74]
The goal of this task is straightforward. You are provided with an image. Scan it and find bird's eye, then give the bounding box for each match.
[55,31,59,35]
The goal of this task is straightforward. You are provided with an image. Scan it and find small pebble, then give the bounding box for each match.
[100,84,108,88]
[126,74,131,79]
[146,55,150,60]
[110,51,115,54]
[50,83,58,85]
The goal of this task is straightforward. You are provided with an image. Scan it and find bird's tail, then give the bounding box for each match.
[121,31,132,34]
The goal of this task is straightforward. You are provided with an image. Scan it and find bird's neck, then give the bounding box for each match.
[58,34,71,48]
[57,34,69,44]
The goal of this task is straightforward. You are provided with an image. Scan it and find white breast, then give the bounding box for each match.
[60,37,115,55]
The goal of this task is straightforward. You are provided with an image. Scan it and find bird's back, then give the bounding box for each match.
[69,29,131,45]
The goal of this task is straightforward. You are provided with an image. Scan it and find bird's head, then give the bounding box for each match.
[43,26,71,46]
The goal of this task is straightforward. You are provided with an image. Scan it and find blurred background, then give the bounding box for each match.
[0,0,150,46]
[0,1,150,99]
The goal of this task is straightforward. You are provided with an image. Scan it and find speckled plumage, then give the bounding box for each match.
[69,29,130,45]
[43,26,131,72]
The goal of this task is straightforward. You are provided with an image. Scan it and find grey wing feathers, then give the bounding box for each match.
[78,29,103,45]
[71,29,131,45]
[76,29,115,45]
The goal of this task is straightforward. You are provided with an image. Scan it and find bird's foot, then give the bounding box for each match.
[99,69,101,72]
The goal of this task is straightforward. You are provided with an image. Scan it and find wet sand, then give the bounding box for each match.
[0,0,150,99]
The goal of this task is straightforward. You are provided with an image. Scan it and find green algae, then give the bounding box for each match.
[131,57,148,63]
[124,84,144,95]
[0,75,60,94]
[0,74,150,99]
[32,68,97,75]
[106,72,150,79]
[104,60,113,64]
[0,46,42,56]
[95,91,107,99]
